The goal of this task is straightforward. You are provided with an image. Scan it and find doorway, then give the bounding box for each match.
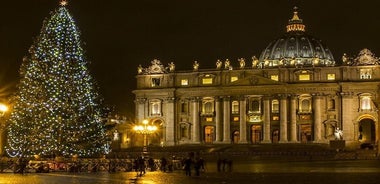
[204,126,214,143]
[359,119,376,143]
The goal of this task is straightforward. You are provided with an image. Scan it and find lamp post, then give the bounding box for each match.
[133,119,157,155]
[0,103,8,156]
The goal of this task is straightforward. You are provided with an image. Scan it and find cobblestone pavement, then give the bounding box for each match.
[0,160,379,184]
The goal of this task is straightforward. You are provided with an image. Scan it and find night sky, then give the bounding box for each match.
[1,0,380,115]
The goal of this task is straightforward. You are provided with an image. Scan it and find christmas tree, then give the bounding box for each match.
[6,0,108,158]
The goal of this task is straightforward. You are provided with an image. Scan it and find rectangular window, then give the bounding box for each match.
[150,102,161,115]
[206,117,213,122]
[181,79,188,86]
[202,78,213,84]
[271,100,279,113]
[270,75,279,81]
[361,96,371,110]
[232,101,239,114]
[360,69,372,79]
[233,117,239,122]
[327,74,335,80]
[299,74,310,81]
[272,116,279,121]
[231,76,238,82]
[151,78,161,87]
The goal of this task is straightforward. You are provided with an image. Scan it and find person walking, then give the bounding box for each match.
[184,157,192,176]
[160,157,167,172]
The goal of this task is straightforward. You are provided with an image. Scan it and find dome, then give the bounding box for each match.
[258,7,335,68]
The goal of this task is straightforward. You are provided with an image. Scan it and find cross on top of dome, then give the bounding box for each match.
[286,6,305,32]
[60,0,68,6]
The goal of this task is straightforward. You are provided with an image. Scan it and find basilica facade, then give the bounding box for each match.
[131,8,379,149]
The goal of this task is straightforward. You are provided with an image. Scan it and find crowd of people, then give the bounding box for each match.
[0,152,232,176]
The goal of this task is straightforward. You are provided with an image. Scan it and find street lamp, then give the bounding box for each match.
[133,119,157,154]
[0,103,8,156]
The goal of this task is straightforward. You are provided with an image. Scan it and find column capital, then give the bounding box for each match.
[190,97,201,102]
[214,96,223,102]
[135,98,147,104]
[290,94,299,99]
[236,95,248,101]
[222,96,231,101]
[278,93,288,99]
[263,95,272,101]
[340,91,355,97]
[163,97,175,103]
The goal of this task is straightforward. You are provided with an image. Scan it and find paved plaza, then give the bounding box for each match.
[0,160,379,184]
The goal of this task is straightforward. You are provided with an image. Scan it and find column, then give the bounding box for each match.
[135,98,146,123]
[262,96,271,143]
[290,95,298,142]
[313,94,323,143]
[215,97,223,143]
[341,92,354,141]
[164,97,175,146]
[279,94,288,143]
[223,96,231,143]
[239,96,248,143]
[191,97,201,144]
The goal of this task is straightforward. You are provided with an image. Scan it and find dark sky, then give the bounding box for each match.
[1,0,380,115]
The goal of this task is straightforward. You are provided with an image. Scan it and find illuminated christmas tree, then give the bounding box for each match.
[6,0,108,158]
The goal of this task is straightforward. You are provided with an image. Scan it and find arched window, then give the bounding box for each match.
[232,101,239,114]
[328,99,335,110]
[181,102,188,113]
[202,98,214,115]
[271,99,279,113]
[301,99,310,112]
[150,99,162,116]
[361,96,371,110]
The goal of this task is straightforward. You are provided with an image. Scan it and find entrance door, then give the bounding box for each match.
[204,126,214,143]
[251,125,262,144]
[272,129,279,143]
[233,131,240,143]
[300,124,312,143]
[359,119,376,143]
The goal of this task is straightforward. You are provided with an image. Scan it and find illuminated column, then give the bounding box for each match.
[215,97,223,143]
[262,96,271,143]
[290,95,298,142]
[164,97,175,146]
[135,98,147,123]
[191,97,201,144]
[239,96,248,143]
[313,94,323,143]
[341,92,354,141]
[279,94,288,143]
[223,96,231,143]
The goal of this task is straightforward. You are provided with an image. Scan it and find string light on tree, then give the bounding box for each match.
[5,0,108,158]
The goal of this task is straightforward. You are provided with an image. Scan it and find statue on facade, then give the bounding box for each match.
[224,59,230,69]
[334,127,343,140]
[216,59,222,69]
[313,55,320,66]
[290,57,296,66]
[168,62,175,72]
[342,53,349,65]
[137,64,143,74]
[193,61,199,71]
[238,58,245,69]
[279,57,285,66]
[252,56,259,68]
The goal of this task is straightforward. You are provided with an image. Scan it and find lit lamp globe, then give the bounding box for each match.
[0,103,8,115]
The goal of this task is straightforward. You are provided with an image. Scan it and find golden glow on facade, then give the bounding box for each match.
[299,74,310,81]
[202,78,213,84]
[270,75,279,81]
[327,73,336,80]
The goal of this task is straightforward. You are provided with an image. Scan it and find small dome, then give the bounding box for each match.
[258,7,335,68]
